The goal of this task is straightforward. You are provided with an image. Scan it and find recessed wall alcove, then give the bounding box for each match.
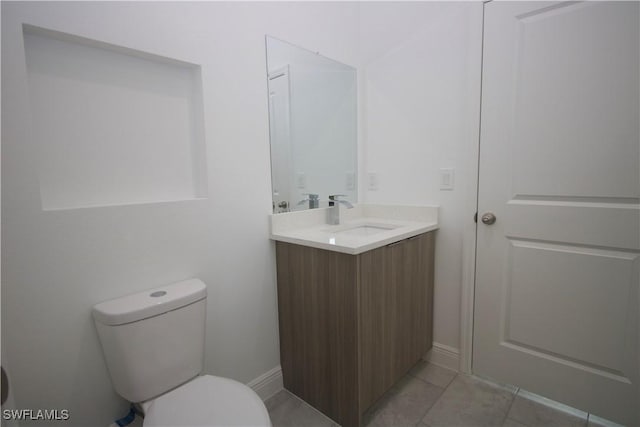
[23,25,208,211]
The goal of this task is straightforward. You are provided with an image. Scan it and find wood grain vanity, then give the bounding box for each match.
[275,231,435,427]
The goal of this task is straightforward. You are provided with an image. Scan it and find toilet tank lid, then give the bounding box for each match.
[92,279,207,326]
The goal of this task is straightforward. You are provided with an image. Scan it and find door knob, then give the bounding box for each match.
[481,212,496,225]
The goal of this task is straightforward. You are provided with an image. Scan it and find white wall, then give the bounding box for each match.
[1,2,359,426]
[358,2,483,351]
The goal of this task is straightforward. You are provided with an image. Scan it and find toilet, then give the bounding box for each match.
[92,279,271,427]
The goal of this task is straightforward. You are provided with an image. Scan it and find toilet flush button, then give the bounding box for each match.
[150,291,167,298]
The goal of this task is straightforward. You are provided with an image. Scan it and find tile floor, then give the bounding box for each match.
[265,361,623,427]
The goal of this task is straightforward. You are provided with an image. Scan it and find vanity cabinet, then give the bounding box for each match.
[275,231,435,427]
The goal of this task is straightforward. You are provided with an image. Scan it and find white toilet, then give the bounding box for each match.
[92,278,271,427]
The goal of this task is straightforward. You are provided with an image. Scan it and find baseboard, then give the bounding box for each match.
[424,342,460,372]
[247,365,283,401]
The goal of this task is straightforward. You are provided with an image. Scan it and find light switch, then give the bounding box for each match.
[346,172,355,191]
[440,168,454,190]
[296,173,306,189]
[368,172,379,191]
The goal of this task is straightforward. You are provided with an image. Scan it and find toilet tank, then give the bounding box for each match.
[93,279,207,403]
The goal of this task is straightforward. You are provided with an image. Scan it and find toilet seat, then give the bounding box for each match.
[143,375,271,427]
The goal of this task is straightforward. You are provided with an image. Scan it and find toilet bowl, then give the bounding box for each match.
[92,279,271,427]
[142,375,270,427]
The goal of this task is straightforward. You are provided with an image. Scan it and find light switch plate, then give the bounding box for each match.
[368,172,379,191]
[440,168,454,190]
[296,173,306,189]
[346,172,355,191]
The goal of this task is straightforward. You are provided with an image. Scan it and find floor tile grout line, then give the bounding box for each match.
[420,375,456,391]
[392,371,448,427]
[269,389,338,426]
[419,372,460,424]
[366,365,455,427]
[363,372,444,427]
[407,370,455,390]
[501,387,520,427]
[406,361,458,390]
[414,381,445,427]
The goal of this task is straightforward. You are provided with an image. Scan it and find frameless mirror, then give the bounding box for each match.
[266,36,357,213]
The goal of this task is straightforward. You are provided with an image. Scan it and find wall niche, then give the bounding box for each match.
[23,25,208,210]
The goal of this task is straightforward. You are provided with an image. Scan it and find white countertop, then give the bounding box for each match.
[270,204,439,255]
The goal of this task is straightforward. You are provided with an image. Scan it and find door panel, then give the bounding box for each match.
[510,3,639,198]
[506,240,636,373]
[474,2,639,424]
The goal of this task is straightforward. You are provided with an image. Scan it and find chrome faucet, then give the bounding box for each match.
[297,193,320,209]
[327,194,353,225]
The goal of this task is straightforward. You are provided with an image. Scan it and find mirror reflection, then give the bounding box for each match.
[266,36,357,213]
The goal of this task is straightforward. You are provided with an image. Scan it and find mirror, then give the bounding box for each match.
[266,36,357,213]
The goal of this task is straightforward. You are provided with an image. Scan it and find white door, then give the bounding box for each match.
[474,2,639,425]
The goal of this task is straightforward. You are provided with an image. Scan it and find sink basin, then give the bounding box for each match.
[328,223,398,237]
